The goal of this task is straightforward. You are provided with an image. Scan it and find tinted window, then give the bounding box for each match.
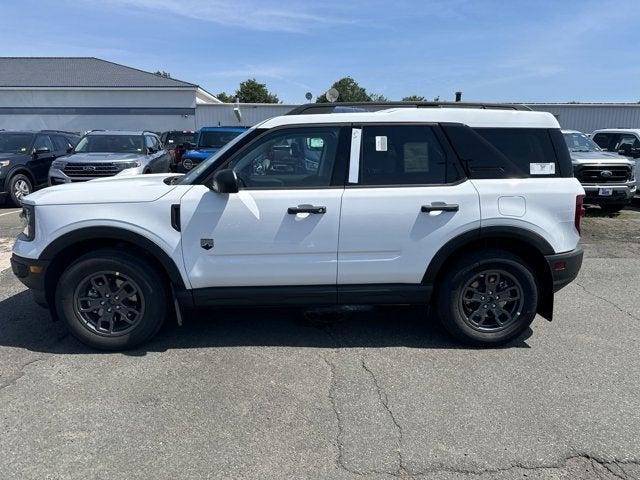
[33,135,54,152]
[75,135,144,153]
[592,133,619,151]
[0,133,33,154]
[474,128,557,176]
[52,135,73,152]
[229,127,339,188]
[165,132,196,148]
[199,130,244,149]
[360,125,448,185]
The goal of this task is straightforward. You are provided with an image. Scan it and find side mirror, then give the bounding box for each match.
[33,147,50,156]
[210,168,239,194]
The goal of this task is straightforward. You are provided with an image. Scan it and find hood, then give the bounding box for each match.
[63,152,146,162]
[23,174,181,206]
[570,150,633,165]
[183,148,218,161]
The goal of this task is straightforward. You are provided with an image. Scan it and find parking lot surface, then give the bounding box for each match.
[1,204,639,479]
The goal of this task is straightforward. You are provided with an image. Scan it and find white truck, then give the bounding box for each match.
[12,104,585,350]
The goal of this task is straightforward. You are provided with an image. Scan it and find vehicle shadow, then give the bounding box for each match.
[0,290,533,355]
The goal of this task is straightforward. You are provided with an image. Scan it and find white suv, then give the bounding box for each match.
[11,105,585,350]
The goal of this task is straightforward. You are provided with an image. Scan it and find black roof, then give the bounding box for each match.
[0,57,197,88]
[287,102,532,115]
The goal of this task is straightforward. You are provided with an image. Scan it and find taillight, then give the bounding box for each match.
[575,194,585,234]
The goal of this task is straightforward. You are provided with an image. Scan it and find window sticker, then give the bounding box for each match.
[375,136,388,152]
[530,163,555,175]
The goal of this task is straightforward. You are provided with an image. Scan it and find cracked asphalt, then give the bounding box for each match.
[1,203,640,479]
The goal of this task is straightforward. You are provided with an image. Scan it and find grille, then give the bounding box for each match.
[574,165,631,184]
[63,162,119,178]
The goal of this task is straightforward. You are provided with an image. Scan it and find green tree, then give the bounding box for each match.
[316,77,372,103]
[369,93,388,102]
[402,95,427,101]
[235,78,279,103]
[215,92,236,103]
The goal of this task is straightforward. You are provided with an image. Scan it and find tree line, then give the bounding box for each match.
[214,77,437,103]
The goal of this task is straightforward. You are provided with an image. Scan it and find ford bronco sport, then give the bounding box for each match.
[11,103,585,350]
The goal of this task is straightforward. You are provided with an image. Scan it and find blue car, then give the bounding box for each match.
[178,126,248,173]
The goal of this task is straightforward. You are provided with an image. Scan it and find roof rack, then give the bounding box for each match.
[287,102,532,115]
[41,129,79,135]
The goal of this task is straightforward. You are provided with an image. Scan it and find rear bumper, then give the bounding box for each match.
[11,253,49,306]
[545,246,583,292]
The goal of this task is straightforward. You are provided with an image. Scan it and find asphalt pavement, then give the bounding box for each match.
[1,204,639,479]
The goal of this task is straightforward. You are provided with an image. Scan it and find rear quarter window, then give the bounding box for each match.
[442,124,570,179]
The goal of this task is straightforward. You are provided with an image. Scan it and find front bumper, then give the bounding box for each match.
[545,246,583,292]
[581,184,635,205]
[11,253,49,306]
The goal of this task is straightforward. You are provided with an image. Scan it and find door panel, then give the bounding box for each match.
[338,182,480,284]
[180,185,342,288]
[28,135,55,185]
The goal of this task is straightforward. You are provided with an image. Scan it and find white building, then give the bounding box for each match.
[0,57,220,132]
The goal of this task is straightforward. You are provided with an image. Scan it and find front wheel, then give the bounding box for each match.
[8,173,32,206]
[55,249,168,350]
[435,249,538,346]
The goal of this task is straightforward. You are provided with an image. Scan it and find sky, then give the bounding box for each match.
[1,0,639,104]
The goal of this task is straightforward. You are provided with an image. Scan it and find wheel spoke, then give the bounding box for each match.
[78,297,101,312]
[114,281,137,299]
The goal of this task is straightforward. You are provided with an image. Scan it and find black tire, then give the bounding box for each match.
[600,204,626,214]
[435,249,538,346]
[8,173,32,206]
[55,248,168,350]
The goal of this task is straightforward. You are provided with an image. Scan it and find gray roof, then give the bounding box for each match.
[0,57,197,88]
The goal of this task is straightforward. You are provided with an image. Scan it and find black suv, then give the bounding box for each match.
[0,130,80,205]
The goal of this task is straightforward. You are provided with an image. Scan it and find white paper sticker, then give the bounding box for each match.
[375,136,388,151]
[530,162,555,175]
[349,128,362,183]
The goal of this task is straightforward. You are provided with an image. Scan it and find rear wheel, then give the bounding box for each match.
[436,249,538,346]
[8,173,32,206]
[55,249,168,350]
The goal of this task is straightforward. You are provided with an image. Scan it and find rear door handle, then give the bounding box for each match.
[288,205,326,214]
[421,203,459,213]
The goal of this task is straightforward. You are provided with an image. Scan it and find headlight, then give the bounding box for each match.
[51,160,66,169]
[0,160,10,168]
[117,161,141,170]
[19,205,35,241]
[182,159,194,170]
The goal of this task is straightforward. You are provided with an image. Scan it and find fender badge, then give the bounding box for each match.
[200,239,214,250]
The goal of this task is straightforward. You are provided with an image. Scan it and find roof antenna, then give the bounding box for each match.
[455,91,463,102]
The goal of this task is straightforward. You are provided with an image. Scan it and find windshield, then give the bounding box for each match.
[563,132,601,152]
[74,134,144,153]
[166,132,196,147]
[198,131,244,149]
[0,133,33,154]
[177,128,257,185]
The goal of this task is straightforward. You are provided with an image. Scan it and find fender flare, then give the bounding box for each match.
[40,226,186,290]
[422,225,554,285]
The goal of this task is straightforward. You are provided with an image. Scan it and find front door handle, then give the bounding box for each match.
[421,203,459,213]
[288,205,327,214]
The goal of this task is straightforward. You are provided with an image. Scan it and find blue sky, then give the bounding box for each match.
[2,0,639,103]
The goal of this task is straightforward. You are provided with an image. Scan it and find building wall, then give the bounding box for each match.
[195,103,296,128]
[526,104,640,133]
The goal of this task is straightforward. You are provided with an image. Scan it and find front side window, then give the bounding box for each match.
[0,133,33,154]
[359,125,448,185]
[563,132,601,152]
[592,133,619,151]
[228,127,340,188]
[33,135,54,152]
[199,130,244,149]
[615,134,639,150]
[75,135,144,154]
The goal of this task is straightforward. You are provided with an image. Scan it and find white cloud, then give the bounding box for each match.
[97,0,354,33]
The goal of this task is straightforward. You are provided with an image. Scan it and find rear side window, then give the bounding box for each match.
[442,124,563,178]
[360,125,448,185]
